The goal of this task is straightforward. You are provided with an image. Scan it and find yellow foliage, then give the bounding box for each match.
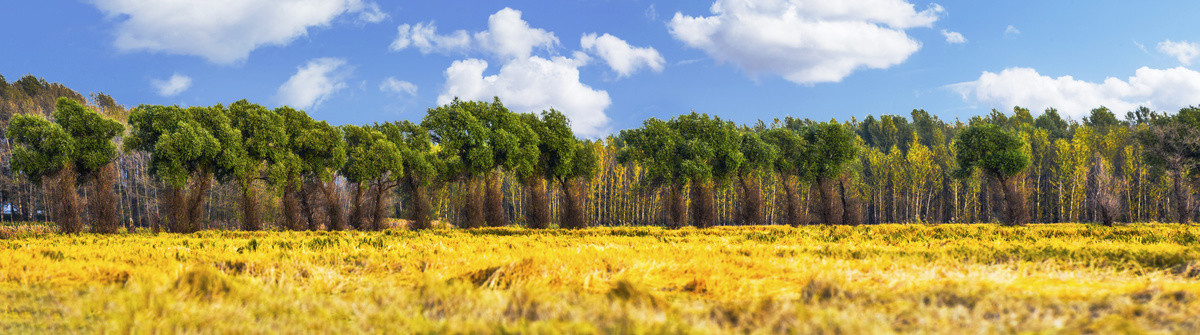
[0,224,1198,333]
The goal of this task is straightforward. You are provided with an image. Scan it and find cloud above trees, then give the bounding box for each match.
[668,0,943,84]
[90,0,386,64]
[951,66,1200,117]
[392,7,662,136]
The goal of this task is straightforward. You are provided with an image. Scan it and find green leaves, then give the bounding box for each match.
[125,104,247,188]
[277,106,346,183]
[953,123,1030,179]
[52,97,124,177]
[341,124,402,185]
[8,114,73,184]
[522,109,596,182]
[228,100,288,186]
[422,99,494,179]
[618,112,744,186]
[9,98,123,184]
[375,120,438,184]
[802,121,859,180]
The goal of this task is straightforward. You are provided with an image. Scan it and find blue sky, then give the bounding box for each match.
[3,1,1200,136]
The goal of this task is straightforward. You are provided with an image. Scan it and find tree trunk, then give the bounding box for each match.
[1171,167,1191,224]
[559,178,586,229]
[405,174,431,230]
[238,180,261,231]
[89,163,120,233]
[184,171,211,232]
[281,184,304,230]
[484,170,508,227]
[662,183,687,229]
[999,175,1029,226]
[349,183,366,230]
[298,179,323,230]
[738,173,763,225]
[524,176,549,229]
[320,179,347,231]
[816,177,843,225]
[781,175,802,226]
[840,176,862,226]
[165,187,186,233]
[51,164,82,234]
[689,180,715,228]
[462,176,485,228]
[370,182,390,231]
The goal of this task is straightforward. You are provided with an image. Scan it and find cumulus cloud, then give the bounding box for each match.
[390,7,557,59]
[151,73,192,97]
[393,7,618,135]
[941,30,966,44]
[438,56,612,137]
[380,77,418,96]
[950,67,1200,117]
[1158,40,1200,65]
[390,22,472,54]
[277,58,351,109]
[668,0,943,84]
[90,0,386,64]
[581,33,665,77]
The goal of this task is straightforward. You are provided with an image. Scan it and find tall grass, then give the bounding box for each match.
[1,224,1198,333]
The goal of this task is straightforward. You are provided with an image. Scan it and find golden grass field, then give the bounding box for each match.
[2,223,1199,333]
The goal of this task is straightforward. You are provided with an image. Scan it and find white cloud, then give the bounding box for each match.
[668,0,943,85]
[391,22,472,54]
[277,58,351,109]
[151,73,192,97]
[950,66,1200,117]
[581,33,665,77]
[941,29,966,44]
[90,0,386,64]
[380,77,418,96]
[352,2,388,23]
[394,8,613,135]
[474,8,558,59]
[438,56,612,137]
[1158,40,1200,65]
[1004,25,1020,38]
[390,7,556,60]
[645,4,658,21]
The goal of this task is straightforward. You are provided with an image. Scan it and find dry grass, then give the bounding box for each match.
[1,224,1199,333]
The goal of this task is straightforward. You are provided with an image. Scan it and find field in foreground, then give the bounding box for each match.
[2,224,1199,333]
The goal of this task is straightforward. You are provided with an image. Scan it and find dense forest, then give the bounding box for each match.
[1,74,1197,232]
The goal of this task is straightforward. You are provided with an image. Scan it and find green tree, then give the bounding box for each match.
[520,109,576,229]
[761,126,810,226]
[618,118,686,228]
[785,118,860,225]
[675,112,744,228]
[125,105,238,232]
[375,121,439,230]
[735,128,778,225]
[422,99,495,228]
[619,112,743,228]
[226,100,288,231]
[276,107,347,231]
[341,125,402,231]
[1136,107,1200,223]
[54,98,125,233]
[561,139,599,229]
[8,112,78,232]
[953,123,1031,225]
[475,98,539,227]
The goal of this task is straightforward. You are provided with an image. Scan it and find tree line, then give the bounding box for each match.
[1,74,1198,233]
